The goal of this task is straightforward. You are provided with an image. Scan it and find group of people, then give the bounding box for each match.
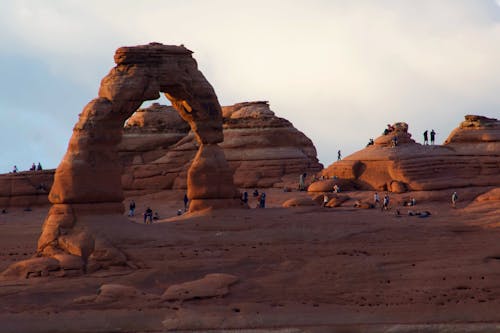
[373,190,459,212]
[373,192,391,211]
[11,162,43,173]
[423,130,437,145]
[127,200,161,224]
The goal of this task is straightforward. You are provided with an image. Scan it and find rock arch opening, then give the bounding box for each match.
[38,43,240,256]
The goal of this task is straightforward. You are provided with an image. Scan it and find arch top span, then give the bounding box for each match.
[47,42,239,227]
[4,43,244,277]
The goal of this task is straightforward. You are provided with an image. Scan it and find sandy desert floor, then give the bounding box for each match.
[0,188,499,332]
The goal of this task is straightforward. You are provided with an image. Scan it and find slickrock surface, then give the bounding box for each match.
[322,116,500,192]
[0,188,499,332]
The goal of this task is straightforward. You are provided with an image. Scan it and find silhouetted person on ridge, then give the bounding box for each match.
[423,130,428,145]
[30,163,36,171]
[337,150,342,161]
[36,162,43,171]
[12,165,18,173]
[430,129,436,145]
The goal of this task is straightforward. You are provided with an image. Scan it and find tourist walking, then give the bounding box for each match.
[373,192,380,207]
[128,200,136,217]
[382,194,390,211]
[337,150,342,161]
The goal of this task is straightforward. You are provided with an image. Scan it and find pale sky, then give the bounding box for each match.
[1,0,500,173]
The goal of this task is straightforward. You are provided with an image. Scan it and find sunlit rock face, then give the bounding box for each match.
[29,43,240,276]
[119,101,323,195]
[322,116,500,192]
[0,102,323,205]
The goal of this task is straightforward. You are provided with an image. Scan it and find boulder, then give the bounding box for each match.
[75,283,159,304]
[474,188,500,202]
[1,257,60,279]
[307,179,353,192]
[161,273,239,301]
[282,197,318,208]
[390,181,407,193]
[53,254,84,271]
[58,231,95,261]
[326,195,350,207]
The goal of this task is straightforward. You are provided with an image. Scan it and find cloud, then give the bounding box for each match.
[1,0,500,172]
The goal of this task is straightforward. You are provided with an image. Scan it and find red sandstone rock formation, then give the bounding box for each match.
[0,101,322,205]
[321,117,500,192]
[0,170,53,208]
[120,101,323,195]
[21,43,241,275]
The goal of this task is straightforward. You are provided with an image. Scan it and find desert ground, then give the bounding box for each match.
[1,187,499,332]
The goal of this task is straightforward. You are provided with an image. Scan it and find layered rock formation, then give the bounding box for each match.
[120,101,323,194]
[32,43,240,273]
[0,170,53,207]
[322,116,500,192]
[0,101,322,206]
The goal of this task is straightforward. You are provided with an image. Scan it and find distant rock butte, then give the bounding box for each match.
[321,116,500,192]
[120,101,323,195]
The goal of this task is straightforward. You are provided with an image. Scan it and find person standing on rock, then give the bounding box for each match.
[183,194,189,212]
[299,173,307,191]
[337,150,342,161]
[241,191,248,205]
[323,194,329,207]
[430,129,436,145]
[144,207,153,224]
[451,192,458,208]
[382,194,390,211]
[128,200,136,217]
[36,162,43,171]
[423,130,428,145]
[259,192,266,208]
[374,192,380,207]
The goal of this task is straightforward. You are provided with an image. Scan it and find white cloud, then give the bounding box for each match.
[0,0,500,172]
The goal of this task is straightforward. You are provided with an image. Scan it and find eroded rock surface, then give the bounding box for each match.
[161,273,239,301]
[7,43,240,276]
[322,116,500,192]
[120,101,323,195]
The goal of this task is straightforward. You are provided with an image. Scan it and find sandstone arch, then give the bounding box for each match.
[38,43,240,256]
